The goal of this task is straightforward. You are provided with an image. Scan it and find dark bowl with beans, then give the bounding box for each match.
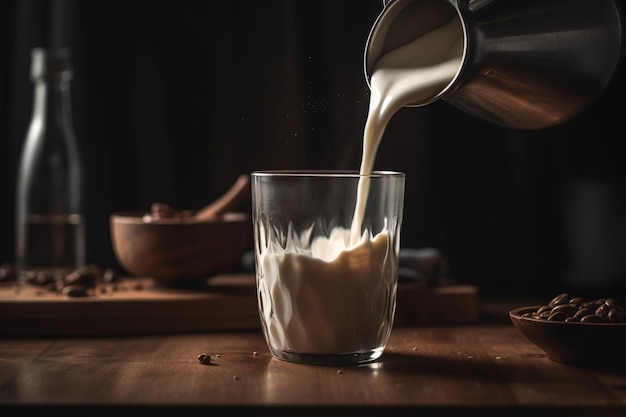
[509,293,626,365]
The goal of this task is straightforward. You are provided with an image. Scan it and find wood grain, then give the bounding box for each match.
[1,325,625,416]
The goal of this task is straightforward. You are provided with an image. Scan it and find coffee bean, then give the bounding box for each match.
[573,308,594,320]
[547,311,569,321]
[608,308,623,323]
[595,303,610,318]
[548,293,570,308]
[538,310,552,319]
[580,314,606,323]
[551,304,576,316]
[27,271,57,286]
[65,267,98,287]
[0,263,17,283]
[145,202,193,222]
[569,297,584,308]
[197,353,212,365]
[151,202,174,214]
[63,284,88,297]
[537,305,551,314]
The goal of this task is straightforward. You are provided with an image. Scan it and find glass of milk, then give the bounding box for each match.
[251,170,405,365]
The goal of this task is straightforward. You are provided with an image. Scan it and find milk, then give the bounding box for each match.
[258,9,463,356]
[260,228,393,354]
[352,16,463,244]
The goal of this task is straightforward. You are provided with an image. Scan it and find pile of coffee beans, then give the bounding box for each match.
[522,292,626,323]
[0,262,126,298]
[143,202,193,222]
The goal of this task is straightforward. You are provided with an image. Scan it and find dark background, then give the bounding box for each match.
[1,0,625,298]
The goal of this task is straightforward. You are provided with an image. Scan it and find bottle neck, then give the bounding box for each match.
[32,77,73,129]
[20,73,82,213]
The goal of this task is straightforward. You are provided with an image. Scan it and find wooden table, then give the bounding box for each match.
[2,320,626,416]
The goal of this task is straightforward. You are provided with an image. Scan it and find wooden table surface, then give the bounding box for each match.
[2,317,626,417]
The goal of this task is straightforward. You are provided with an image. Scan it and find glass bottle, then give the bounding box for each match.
[15,47,86,280]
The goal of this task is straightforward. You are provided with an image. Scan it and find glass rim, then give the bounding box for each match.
[251,170,405,178]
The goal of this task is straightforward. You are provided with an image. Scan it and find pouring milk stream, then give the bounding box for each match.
[258,7,463,354]
[351,15,462,245]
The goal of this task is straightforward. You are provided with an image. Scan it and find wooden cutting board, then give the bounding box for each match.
[0,274,479,336]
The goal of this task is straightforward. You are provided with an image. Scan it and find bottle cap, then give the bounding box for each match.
[30,47,73,82]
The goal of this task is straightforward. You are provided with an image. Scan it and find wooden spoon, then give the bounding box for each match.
[194,174,251,221]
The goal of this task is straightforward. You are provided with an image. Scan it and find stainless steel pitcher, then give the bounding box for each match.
[365,0,625,130]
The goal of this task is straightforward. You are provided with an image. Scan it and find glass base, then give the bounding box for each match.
[270,347,385,365]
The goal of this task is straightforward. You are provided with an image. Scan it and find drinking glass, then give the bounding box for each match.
[251,170,405,365]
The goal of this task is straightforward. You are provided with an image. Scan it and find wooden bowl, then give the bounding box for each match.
[110,211,251,285]
[509,306,626,365]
